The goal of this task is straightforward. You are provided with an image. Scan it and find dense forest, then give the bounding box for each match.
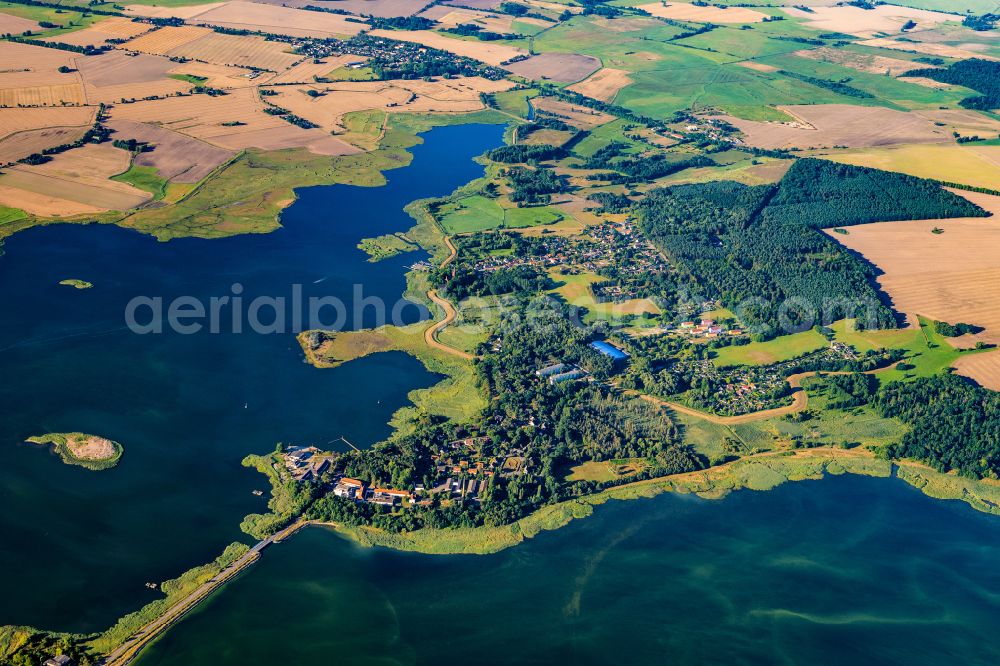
[487,144,567,163]
[505,165,570,204]
[637,159,986,336]
[907,58,1000,110]
[877,374,1000,479]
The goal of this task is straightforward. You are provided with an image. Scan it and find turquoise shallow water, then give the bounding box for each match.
[0,123,505,632]
[136,475,1000,666]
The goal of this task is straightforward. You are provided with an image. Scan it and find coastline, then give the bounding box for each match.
[324,447,1000,556]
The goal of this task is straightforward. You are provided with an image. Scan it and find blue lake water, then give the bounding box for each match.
[0,123,505,632]
[135,475,1000,666]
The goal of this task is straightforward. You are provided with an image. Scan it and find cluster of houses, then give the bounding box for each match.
[467,219,667,304]
[676,317,743,339]
[333,477,414,507]
[281,434,537,510]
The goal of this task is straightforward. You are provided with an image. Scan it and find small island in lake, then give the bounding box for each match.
[58,279,92,289]
[26,433,123,471]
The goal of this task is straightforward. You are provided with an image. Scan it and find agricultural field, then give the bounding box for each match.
[504,53,601,83]
[0,143,150,216]
[0,106,95,164]
[122,25,303,71]
[724,104,956,150]
[827,191,1000,349]
[0,2,100,37]
[261,76,511,133]
[420,5,548,34]
[637,1,767,24]
[952,349,1000,391]
[76,51,192,103]
[0,10,38,34]
[176,1,366,39]
[567,67,632,103]
[43,16,152,47]
[271,0,429,17]
[792,47,931,78]
[857,38,996,62]
[531,97,614,129]
[107,119,234,183]
[784,4,953,38]
[822,144,1000,191]
[108,87,360,155]
[0,41,84,106]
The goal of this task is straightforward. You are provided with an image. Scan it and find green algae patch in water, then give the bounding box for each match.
[26,432,123,471]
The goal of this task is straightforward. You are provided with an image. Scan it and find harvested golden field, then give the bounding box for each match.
[724,104,951,150]
[109,87,359,155]
[268,0,429,17]
[505,53,601,83]
[169,31,302,72]
[0,83,85,106]
[420,6,548,33]
[262,76,511,132]
[86,79,190,104]
[785,5,951,37]
[125,26,303,72]
[368,29,525,66]
[0,11,39,34]
[0,143,151,216]
[952,350,1000,391]
[185,1,365,38]
[531,97,614,129]
[76,51,190,103]
[827,191,1000,350]
[792,47,927,77]
[0,106,95,163]
[0,42,84,106]
[638,2,765,23]
[568,68,632,103]
[43,16,152,48]
[123,2,228,20]
[76,51,176,87]
[914,109,1000,138]
[823,144,1000,191]
[0,126,88,164]
[267,55,363,85]
[168,61,259,89]
[121,25,210,54]
[331,0,430,16]
[859,38,998,62]
[107,118,235,183]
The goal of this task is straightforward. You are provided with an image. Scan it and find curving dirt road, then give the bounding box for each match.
[424,289,474,361]
[421,235,477,361]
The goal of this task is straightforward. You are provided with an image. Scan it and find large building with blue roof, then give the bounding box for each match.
[589,341,629,362]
